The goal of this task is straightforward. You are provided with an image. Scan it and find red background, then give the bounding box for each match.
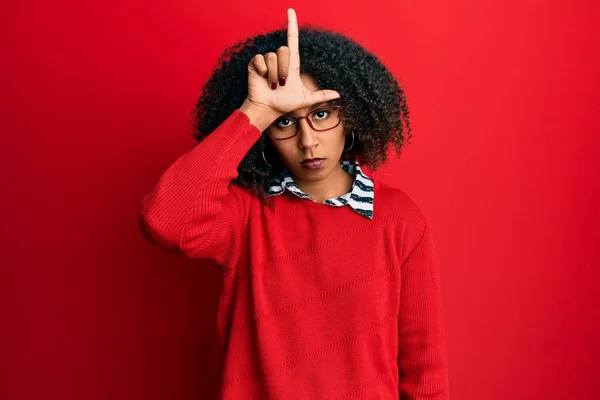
[2,0,599,399]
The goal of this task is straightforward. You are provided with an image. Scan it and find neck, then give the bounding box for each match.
[293,163,354,203]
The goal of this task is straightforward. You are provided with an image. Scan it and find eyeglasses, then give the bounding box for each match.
[266,102,344,141]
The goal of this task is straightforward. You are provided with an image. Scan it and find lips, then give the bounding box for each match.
[301,158,325,164]
[301,158,326,170]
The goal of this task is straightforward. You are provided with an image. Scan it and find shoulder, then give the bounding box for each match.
[372,178,430,240]
[228,182,263,219]
[372,179,433,262]
[372,179,428,226]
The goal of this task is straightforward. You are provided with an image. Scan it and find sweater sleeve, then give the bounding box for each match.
[397,222,450,399]
[138,110,262,268]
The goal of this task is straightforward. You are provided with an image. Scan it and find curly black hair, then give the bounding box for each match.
[192,26,411,202]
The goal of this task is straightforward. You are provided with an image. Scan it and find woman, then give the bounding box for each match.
[139,8,449,399]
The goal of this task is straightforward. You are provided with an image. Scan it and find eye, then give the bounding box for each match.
[313,110,330,120]
[276,118,295,128]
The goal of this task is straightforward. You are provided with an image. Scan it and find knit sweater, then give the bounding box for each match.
[138,110,450,399]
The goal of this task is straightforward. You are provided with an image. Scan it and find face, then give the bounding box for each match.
[268,74,347,183]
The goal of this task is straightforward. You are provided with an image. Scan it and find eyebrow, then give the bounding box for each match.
[282,101,334,118]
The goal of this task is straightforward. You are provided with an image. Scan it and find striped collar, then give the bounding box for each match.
[265,161,374,219]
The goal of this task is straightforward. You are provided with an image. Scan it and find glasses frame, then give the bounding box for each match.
[266,104,344,141]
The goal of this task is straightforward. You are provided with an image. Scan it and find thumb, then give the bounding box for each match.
[305,88,341,105]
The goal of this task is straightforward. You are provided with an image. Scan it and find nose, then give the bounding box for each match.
[297,118,319,150]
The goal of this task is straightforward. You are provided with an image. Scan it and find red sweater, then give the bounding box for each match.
[139,110,450,399]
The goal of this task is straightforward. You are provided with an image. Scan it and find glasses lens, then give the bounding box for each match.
[268,116,297,140]
[309,106,340,131]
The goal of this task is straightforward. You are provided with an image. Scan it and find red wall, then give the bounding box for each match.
[2,0,599,399]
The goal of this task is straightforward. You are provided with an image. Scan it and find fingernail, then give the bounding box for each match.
[271,81,277,90]
[279,76,286,86]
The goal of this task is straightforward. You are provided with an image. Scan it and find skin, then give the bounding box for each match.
[239,9,354,203]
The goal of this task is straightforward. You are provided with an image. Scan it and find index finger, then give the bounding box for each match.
[287,8,299,55]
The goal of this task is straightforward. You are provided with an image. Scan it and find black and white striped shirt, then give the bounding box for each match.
[265,161,374,219]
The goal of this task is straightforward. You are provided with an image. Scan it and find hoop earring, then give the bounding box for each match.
[262,149,274,168]
[344,131,355,152]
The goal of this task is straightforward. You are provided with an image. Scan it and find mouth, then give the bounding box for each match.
[301,157,325,164]
[300,158,326,170]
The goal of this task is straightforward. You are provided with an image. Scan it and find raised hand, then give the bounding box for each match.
[244,9,340,119]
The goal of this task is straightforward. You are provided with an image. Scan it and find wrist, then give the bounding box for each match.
[239,99,280,132]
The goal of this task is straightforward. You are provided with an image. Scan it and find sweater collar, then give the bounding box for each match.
[265,160,374,219]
